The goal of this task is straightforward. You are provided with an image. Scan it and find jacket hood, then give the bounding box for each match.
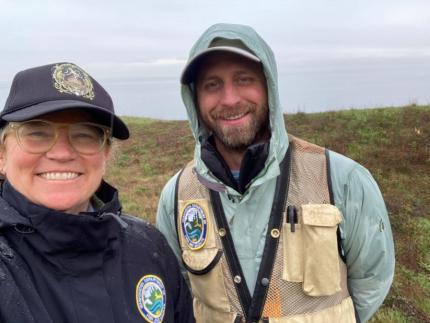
[181,23,289,185]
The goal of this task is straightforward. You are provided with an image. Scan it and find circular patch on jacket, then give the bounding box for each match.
[52,63,95,99]
[181,203,208,250]
[136,275,166,323]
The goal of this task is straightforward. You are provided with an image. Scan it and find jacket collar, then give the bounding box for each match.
[0,180,123,252]
[201,135,269,194]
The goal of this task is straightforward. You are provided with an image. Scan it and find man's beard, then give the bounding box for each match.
[203,102,269,151]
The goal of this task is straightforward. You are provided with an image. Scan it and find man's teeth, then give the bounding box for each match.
[39,172,80,180]
[223,112,247,120]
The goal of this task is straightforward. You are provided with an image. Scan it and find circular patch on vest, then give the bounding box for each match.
[136,275,166,323]
[181,203,208,250]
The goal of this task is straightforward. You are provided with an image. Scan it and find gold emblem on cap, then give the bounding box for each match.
[52,63,95,100]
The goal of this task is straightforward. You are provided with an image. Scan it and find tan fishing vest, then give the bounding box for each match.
[176,136,356,323]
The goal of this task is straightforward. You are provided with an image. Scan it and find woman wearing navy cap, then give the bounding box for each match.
[0,62,194,323]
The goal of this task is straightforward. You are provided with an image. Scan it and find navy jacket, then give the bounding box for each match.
[0,180,194,323]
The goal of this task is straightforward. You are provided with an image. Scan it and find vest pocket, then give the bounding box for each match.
[193,296,238,323]
[182,248,223,275]
[183,248,231,313]
[282,204,342,296]
[301,204,342,296]
[282,223,303,282]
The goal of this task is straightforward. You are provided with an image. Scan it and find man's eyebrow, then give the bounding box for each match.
[198,74,219,83]
[234,69,259,76]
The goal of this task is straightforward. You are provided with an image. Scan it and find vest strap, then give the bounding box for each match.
[210,148,291,322]
[249,148,291,322]
[174,168,185,246]
[325,149,346,264]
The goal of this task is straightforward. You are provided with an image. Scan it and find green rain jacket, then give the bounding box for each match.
[156,23,395,323]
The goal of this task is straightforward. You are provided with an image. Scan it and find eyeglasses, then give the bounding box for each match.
[6,120,111,155]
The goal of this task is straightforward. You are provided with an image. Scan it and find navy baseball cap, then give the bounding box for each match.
[1,62,129,139]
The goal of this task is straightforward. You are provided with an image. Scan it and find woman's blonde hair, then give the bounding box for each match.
[0,124,9,149]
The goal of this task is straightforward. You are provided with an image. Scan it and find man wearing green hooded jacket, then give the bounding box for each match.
[156,23,395,323]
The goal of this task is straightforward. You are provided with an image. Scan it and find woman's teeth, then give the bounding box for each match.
[39,172,80,180]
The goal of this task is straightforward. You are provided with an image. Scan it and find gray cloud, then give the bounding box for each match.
[1,0,429,118]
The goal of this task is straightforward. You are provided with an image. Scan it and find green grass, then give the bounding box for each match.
[105,105,430,322]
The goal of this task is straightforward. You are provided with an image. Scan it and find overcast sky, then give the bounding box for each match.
[1,0,429,118]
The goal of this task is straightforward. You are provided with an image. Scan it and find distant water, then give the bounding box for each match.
[103,56,430,120]
[1,57,429,120]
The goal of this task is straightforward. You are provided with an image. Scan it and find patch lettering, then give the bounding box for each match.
[181,202,208,250]
[136,275,166,323]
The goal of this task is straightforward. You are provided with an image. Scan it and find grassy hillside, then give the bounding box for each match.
[105,106,430,322]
